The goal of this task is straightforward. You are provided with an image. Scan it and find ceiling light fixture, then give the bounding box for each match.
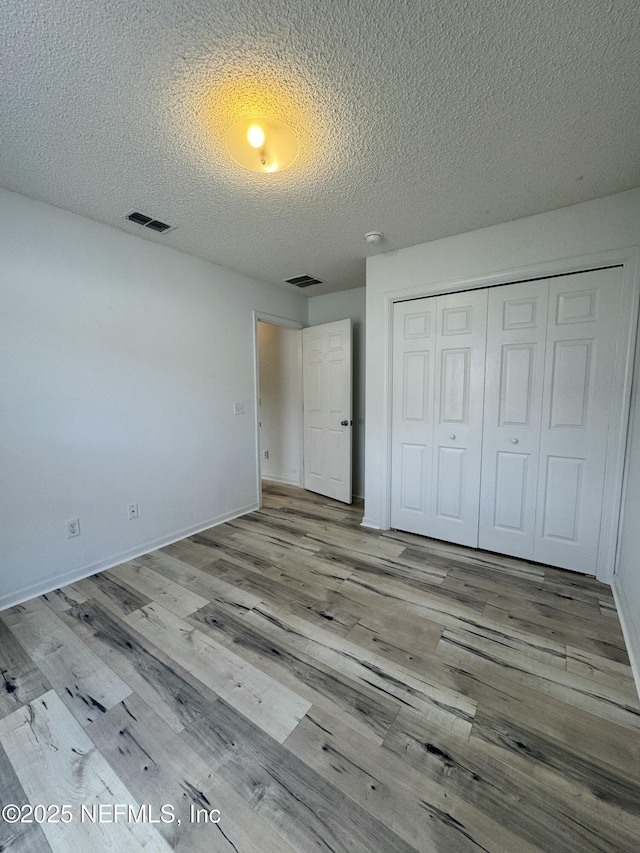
[225,117,298,174]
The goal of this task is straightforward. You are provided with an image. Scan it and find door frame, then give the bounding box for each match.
[253,311,305,509]
[376,247,640,584]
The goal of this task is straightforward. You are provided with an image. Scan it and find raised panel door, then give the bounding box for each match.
[479,281,548,557]
[430,289,487,546]
[390,302,435,533]
[534,268,623,572]
[391,268,625,577]
[302,319,352,503]
[391,291,487,545]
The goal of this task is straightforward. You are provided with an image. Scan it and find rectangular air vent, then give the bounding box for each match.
[285,274,323,288]
[126,211,152,226]
[146,219,172,233]
[125,211,173,233]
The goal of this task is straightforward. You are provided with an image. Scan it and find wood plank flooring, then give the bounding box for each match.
[1,483,640,852]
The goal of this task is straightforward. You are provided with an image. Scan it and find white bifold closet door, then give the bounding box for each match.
[391,289,487,547]
[478,281,549,559]
[534,268,621,571]
[479,268,622,572]
[391,266,624,575]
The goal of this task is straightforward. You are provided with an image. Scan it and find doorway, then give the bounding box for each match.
[255,317,304,500]
[253,311,355,507]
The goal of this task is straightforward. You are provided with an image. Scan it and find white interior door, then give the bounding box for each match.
[479,281,549,558]
[391,267,627,575]
[390,300,436,534]
[303,319,353,503]
[534,267,623,573]
[391,290,487,546]
[431,289,488,546]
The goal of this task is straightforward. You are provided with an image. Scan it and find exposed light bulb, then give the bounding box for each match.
[247,125,265,148]
[226,117,298,174]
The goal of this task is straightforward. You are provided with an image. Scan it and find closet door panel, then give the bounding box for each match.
[492,451,529,531]
[541,455,584,540]
[534,268,623,573]
[479,282,548,558]
[435,447,465,519]
[390,302,436,533]
[431,289,487,547]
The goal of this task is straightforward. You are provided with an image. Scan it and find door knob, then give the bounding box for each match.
[341,420,349,426]
[449,434,456,440]
[511,438,519,444]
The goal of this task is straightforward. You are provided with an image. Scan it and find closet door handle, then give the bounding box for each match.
[449,434,456,440]
[511,438,519,444]
[341,420,349,426]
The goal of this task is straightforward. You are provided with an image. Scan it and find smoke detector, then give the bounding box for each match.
[365,231,383,245]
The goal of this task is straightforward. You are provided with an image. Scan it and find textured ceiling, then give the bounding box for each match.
[2,0,639,295]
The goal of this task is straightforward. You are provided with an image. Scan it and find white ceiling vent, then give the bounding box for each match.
[285,274,323,288]
[125,211,174,233]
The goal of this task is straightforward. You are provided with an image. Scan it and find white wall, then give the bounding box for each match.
[614,324,640,696]
[257,322,303,487]
[0,188,308,609]
[308,287,366,498]
[364,189,640,682]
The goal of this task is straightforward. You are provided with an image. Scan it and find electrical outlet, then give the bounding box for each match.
[67,518,80,538]
[128,503,138,520]
[263,450,269,459]
[233,402,244,415]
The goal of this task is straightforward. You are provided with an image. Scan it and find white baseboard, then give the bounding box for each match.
[612,578,640,702]
[261,474,303,487]
[361,516,383,530]
[0,501,259,612]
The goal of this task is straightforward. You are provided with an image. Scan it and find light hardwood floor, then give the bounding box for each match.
[2,483,640,852]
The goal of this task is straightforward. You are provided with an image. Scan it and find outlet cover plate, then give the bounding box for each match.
[67,518,80,538]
